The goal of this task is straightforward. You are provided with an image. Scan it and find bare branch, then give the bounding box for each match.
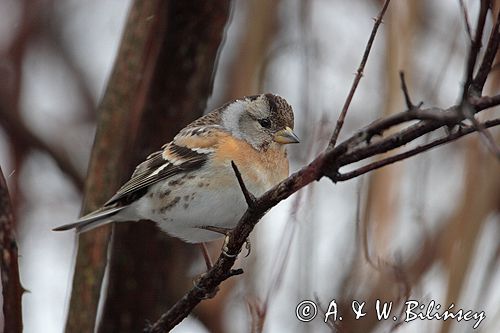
[0,108,84,190]
[470,93,500,109]
[461,102,500,159]
[336,118,500,181]
[329,0,392,148]
[148,92,500,332]
[458,0,473,42]
[144,257,244,333]
[331,94,499,170]
[231,161,257,208]
[461,0,489,100]
[146,3,500,330]
[399,71,421,110]
[471,7,500,94]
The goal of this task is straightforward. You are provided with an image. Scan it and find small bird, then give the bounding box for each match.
[54,93,299,245]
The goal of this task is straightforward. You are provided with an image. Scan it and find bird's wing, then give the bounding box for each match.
[104,125,225,206]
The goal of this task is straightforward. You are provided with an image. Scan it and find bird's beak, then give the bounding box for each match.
[274,127,300,144]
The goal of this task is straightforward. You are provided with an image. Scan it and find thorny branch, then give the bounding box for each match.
[461,0,488,101]
[399,71,422,110]
[336,118,500,181]
[460,1,500,158]
[231,161,257,208]
[146,1,500,331]
[148,96,500,333]
[470,6,500,95]
[329,0,391,148]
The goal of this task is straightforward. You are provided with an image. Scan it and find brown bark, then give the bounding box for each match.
[65,1,165,332]
[0,167,23,333]
[98,1,231,333]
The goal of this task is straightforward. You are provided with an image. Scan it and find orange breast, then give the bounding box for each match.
[213,135,289,193]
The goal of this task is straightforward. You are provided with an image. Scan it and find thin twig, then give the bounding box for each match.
[356,177,377,269]
[329,0,392,148]
[461,0,489,101]
[389,257,412,332]
[335,118,500,181]
[330,95,498,169]
[461,102,500,159]
[458,0,473,42]
[340,106,460,151]
[471,7,500,94]
[399,71,421,110]
[231,161,257,208]
[0,108,84,190]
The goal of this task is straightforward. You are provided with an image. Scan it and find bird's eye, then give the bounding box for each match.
[258,118,271,128]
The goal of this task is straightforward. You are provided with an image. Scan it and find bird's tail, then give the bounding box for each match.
[53,206,127,233]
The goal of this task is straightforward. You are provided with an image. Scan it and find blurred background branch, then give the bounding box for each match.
[0,166,23,333]
[65,1,166,332]
[97,1,232,333]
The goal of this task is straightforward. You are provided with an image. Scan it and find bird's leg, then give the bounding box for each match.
[193,242,217,298]
[198,225,251,258]
[198,242,213,270]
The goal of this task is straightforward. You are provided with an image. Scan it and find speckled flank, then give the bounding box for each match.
[159,190,171,199]
[168,175,186,186]
[159,196,180,214]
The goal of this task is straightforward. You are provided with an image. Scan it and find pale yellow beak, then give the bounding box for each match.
[274,127,300,144]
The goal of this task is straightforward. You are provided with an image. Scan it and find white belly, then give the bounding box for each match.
[117,152,284,243]
[129,172,256,243]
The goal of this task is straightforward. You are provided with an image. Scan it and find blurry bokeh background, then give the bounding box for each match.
[0,0,499,332]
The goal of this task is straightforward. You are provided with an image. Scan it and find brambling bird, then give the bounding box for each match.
[54,93,299,244]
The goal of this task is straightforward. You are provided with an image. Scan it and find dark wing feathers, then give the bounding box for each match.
[104,139,211,207]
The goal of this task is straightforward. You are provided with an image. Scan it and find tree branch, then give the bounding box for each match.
[458,0,473,43]
[0,108,84,191]
[147,91,500,332]
[231,161,257,208]
[0,166,23,333]
[145,2,500,330]
[336,118,500,181]
[471,6,500,95]
[461,102,500,158]
[461,0,489,100]
[329,0,391,148]
[65,2,166,332]
[399,71,422,110]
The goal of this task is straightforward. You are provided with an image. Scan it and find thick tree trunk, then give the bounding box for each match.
[65,1,165,332]
[98,2,231,332]
[0,167,23,333]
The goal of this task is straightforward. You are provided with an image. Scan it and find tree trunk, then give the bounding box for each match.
[65,1,166,332]
[0,166,23,333]
[98,1,231,332]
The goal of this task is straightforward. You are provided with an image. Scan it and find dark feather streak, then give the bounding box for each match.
[104,144,208,207]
